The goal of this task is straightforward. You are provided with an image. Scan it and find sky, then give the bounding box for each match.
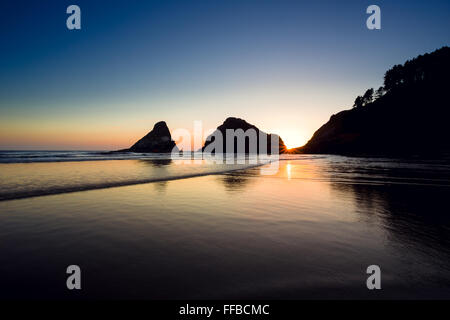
[1,0,449,150]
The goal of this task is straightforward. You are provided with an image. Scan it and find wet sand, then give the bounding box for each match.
[1,158,449,299]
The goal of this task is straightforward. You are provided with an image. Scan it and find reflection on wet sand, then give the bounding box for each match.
[139,159,172,193]
[218,173,254,192]
[1,156,449,299]
[139,158,173,167]
[330,181,450,257]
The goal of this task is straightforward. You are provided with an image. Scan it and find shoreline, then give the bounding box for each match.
[0,160,270,202]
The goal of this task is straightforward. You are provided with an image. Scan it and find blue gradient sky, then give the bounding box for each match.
[1,0,449,149]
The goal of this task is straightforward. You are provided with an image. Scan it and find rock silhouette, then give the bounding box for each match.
[292,46,450,156]
[120,121,176,153]
[202,117,287,154]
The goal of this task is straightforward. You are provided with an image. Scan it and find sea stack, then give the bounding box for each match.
[121,121,177,153]
[202,117,287,154]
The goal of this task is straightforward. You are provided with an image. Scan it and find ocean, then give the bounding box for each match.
[0,151,449,299]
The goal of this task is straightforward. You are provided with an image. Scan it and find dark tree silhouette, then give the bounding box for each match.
[383,46,450,94]
[375,86,385,99]
[353,96,363,108]
[362,88,374,105]
[349,46,450,110]
[384,64,404,91]
[353,88,374,108]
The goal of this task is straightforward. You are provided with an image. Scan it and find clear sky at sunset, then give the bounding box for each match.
[1,0,449,150]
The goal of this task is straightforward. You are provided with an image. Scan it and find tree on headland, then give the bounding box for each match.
[384,64,404,91]
[383,46,449,93]
[362,88,374,105]
[351,46,450,110]
[353,88,374,108]
[375,86,385,99]
[353,96,363,108]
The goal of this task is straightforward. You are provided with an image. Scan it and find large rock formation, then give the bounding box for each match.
[292,46,450,156]
[202,117,287,154]
[120,121,177,153]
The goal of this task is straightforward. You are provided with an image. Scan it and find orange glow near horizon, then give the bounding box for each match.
[0,124,310,151]
[0,77,352,151]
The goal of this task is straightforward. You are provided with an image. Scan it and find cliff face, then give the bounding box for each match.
[123,121,176,153]
[294,46,450,156]
[296,87,450,156]
[202,117,287,154]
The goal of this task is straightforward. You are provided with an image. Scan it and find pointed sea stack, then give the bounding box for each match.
[121,121,177,153]
[202,117,287,154]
